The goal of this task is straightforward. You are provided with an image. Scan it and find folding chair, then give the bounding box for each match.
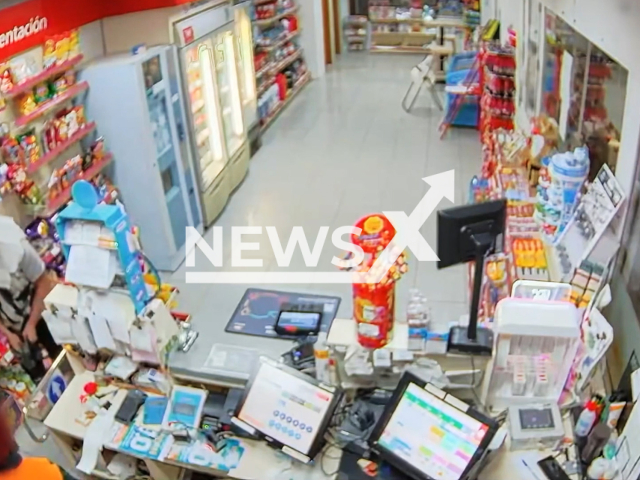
[401,54,444,113]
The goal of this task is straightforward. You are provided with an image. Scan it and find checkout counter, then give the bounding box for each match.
[29,313,584,480]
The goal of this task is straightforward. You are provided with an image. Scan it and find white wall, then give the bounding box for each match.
[298,0,326,78]
[101,8,180,54]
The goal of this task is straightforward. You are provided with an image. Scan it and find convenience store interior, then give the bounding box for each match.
[2,0,640,479]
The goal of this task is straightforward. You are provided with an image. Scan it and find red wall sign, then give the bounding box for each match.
[0,0,194,62]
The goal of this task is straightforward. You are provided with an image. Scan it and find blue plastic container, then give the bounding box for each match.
[445,52,480,127]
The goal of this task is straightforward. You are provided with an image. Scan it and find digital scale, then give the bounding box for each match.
[508,404,565,450]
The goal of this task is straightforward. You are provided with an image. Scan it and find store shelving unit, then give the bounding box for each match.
[368,0,463,63]
[252,0,310,131]
[369,0,435,53]
[344,16,369,51]
[260,71,310,130]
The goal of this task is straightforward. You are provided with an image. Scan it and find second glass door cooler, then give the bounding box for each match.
[174,3,250,226]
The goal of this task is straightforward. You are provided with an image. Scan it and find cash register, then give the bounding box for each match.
[360,371,500,480]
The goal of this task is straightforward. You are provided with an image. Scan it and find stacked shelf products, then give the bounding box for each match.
[252,0,309,131]
[344,16,369,51]
[369,0,437,52]
[0,30,117,222]
[480,44,516,133]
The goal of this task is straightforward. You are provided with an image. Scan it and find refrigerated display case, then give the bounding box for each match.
[173,3,250,226]
[79,46,203,272]
[234,3,259,137]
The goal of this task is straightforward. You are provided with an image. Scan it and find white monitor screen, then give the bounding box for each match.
[237,361,335,455]
[378,384,490,480]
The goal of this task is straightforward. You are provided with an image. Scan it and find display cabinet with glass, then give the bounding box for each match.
[541,9,627,182]
[173,3,250,226]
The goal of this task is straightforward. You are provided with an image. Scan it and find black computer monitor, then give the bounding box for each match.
[369,372,499,480]
[437,199,506,355]
[231,357,342,463]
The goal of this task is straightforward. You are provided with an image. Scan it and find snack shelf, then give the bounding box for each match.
[45,153,113,215]
[257,30,301,51]
[254,6,299,27]
[372,31,434,37]
[255,63,272,78]
[369,18,426,23]
[26,122,96,173]
[15,81,89,127]
[261,72,309,132]
[257,79,274,96]
[3,55,84,99]
[271,49,303,74]
[370,45,429,53]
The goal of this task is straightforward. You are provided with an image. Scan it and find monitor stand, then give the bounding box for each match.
[447,232,494,356]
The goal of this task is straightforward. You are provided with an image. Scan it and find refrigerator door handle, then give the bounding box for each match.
[176,119,185,141]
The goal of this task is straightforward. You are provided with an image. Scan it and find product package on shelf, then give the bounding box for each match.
[252,0,309,130]
[534,146,589,240]
[0,27,118,219]
[480,43,515,134]
[344,16,368,52]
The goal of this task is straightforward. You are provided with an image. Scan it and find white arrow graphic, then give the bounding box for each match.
[358,170,455,284]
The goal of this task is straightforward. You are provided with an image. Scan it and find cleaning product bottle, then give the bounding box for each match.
[575,400,598,437]
[314,332,331,384]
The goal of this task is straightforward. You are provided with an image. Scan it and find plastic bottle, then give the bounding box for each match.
[314,332,331,384]
[575,400,598,437]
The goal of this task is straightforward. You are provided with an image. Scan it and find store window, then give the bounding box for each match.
[540,9,628,181]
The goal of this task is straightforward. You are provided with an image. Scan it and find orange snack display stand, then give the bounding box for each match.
[339,214,408,348]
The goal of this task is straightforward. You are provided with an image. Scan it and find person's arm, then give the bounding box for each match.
[18,240,55,343]
[23,271,56,339]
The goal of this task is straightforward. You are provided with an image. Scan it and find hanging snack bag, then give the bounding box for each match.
[55,34,70,65]
[17,93,37,115]
[17,130,41,165]
[43,38,57,69]
[69,30,81,58]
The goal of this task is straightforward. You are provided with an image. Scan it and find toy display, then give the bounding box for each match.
[535,146,589,240]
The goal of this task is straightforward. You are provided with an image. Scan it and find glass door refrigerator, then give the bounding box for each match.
[233,2,259,145]
[173,4,250,226]
[79,45,203,272]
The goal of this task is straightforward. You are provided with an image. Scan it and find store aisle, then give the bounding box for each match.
[172,53,483,346]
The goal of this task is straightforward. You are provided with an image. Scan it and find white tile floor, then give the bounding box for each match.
[18,52,482,475]
[172,52,481,336]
